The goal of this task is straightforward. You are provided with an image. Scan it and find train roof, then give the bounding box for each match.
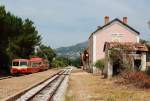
[29,57,43,62]
[12,59,29,62]
[12,57,47,62]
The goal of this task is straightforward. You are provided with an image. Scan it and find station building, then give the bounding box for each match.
[81,16,148,77]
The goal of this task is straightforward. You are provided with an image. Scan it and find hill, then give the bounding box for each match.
[55,41,88,59]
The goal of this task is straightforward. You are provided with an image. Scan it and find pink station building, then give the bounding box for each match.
[88,16,145,73]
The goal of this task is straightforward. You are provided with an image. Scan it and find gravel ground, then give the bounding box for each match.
[65,69,150,101]
[0,69,60,100]
[53,67,72,101]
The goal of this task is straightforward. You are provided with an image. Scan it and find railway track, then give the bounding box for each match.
[5,68,72,101]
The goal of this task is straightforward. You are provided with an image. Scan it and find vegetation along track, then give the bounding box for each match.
[5,68,72,101]
[0,74,32,80]
[0,76,13,80]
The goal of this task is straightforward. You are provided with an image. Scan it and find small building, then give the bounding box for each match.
[88,16,141,73]
[103,42,148,78]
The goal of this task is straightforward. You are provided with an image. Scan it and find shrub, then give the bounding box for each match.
[146,66,150,75]
[94,59,105,71]
[51,60,65,68]
[109,43,133,73]
[122,71,150,88]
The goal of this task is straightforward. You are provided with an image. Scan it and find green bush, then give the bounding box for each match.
[51,60,65,68]
[146,66,150,75]
[70,58,81,67]
[51,56,70,68]
[94,59,105,70]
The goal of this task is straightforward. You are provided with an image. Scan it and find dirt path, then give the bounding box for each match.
[65,69,150,101]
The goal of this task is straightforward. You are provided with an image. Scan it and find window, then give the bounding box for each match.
[20,62,28,67]
[13,62,19,66]
[31,62,37,67]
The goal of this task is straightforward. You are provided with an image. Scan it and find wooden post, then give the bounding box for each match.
[107,50,113,79]
[141,52,147,71]
[108,61,113,79]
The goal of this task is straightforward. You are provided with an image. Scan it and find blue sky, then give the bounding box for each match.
[1,0,150,48]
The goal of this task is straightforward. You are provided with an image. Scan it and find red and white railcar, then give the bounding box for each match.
[39,59,49,71]
[11,57,49,75]
[11,59,29,74]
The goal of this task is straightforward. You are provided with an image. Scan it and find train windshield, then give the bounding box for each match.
[13,62,19,66]
[20,62,28,67]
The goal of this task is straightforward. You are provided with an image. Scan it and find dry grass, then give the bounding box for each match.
[65,69,150,101]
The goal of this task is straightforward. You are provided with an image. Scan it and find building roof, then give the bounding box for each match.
[103,42,148,52]
[89,18,140,39]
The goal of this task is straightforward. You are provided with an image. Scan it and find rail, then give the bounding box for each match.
[4,68,71,101]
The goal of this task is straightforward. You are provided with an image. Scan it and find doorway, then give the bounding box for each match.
[113,62,120,76]
[134,60,141,71]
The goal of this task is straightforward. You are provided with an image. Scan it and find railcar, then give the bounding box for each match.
[41,59,49,70]
[10,57,49,74]
[11,59,29,74]
[29,57,43,73]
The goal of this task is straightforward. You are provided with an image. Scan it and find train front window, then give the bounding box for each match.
[20,62,28,67]
[13,62,19,66]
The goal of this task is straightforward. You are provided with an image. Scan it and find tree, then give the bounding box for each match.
[0,6,41,71]
[35,45,56,66]
[94,59,105,72]
[15,19,41,58]
[70,58,81,67]
[51,56,71,68]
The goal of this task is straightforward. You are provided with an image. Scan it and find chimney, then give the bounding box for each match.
[123,17,128,24]
[104,16,109,24]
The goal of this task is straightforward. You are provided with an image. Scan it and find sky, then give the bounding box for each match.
[0,0,150,48]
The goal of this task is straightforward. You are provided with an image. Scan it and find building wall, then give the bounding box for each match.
[89,21,139,67]
[88,35,93,69]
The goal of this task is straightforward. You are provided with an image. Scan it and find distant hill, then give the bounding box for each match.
[55,41,88,59]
